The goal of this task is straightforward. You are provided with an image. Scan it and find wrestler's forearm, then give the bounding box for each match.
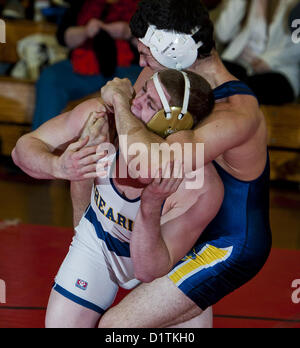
[114,102,167,178]
[115,105,202,178]
[131,199,172,283]
[12,135,60,179]
[114,101,159,146]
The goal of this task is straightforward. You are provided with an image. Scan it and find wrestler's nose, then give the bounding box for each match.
[133,89,146,106]
[139,55,148,68]
[132,95,142,111]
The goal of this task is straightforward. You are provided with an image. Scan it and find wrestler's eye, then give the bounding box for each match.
[148,102,155,111]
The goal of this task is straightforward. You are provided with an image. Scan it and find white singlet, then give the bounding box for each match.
[53,151,141,314]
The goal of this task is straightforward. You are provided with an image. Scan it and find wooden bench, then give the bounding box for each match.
[0,19,56,156]
[261,104,300,183]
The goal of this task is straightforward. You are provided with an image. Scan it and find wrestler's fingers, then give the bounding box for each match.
[83,160,112,175]
[97,102,107,113]
[99,159,112,167]
[122,78,135,93]
[99,118,109,133]
[152,161,170,189]
[169,175,184,192]
[78,152,107,166]
[161,161,174,185]
[72,145,99,160]
[83,169,108,179]
[82,112,107,138]
[68,136,90,152]
[105,104,114,114]
[82,172,100,179]
[93,118,109,134]
[84,112,98,130]
[86,135,108,148]
[79,164,98,175]
[175,159,183,177]
[83,117,107,139]
[92,109,107,120]
[166,160,183,190]
[97,161,112,178]
[152,167,163,185]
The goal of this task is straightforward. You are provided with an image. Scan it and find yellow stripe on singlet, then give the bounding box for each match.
[169,244,233,286]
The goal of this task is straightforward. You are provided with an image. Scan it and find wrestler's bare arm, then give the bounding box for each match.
[131,162,224,283]
[12,98,108,180]
[111,93,260,175]
[101,78,262,177]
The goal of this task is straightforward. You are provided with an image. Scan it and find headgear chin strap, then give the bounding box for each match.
[147,71,194,138]
[140,25,203,70]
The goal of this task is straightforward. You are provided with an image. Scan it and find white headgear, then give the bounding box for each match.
[140,25,203,70]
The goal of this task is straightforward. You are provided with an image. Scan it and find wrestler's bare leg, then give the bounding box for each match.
[98,276,212,328]
[168,307,213,328]
[45,289,101,328]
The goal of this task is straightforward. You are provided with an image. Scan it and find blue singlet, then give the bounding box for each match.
[167,81,272,310]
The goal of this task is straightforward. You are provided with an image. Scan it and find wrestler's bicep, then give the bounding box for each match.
[167,109,259,167]
[160,187,223,266]
[33,98,106,152]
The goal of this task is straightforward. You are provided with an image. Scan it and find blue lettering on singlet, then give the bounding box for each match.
[85,206,131,257]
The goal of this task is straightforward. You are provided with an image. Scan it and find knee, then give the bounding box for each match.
[98,314,114,328]
[98,310,124,328]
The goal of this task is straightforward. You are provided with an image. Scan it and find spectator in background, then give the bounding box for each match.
[32,0,141,130]
[202,0,222,10]
[215,0,300,105]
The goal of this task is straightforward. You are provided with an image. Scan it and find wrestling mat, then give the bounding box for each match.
[0,223,299,328]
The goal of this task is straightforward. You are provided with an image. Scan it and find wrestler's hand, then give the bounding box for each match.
[80,111,109,146]
[55,137,107,181]
[55,113,110,181]
[101,78,135,111]
[141,161,184,203]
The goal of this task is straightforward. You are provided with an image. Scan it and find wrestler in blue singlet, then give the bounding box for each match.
[53,80,272,314]
[167,81,272,310]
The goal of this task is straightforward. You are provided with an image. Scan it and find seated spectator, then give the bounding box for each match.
[215,0,300,105]
[32,0,141,130]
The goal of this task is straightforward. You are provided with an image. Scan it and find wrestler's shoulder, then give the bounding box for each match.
[68,97,105,120]
[63,97,106,133]
[74,96,105,113]
[212,95,263,122]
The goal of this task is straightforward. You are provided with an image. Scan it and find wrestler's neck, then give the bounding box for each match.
[189,49,238,89]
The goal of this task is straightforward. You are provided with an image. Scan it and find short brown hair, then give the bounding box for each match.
[158,69,215,127]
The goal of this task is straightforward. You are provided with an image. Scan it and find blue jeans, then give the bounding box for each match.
[32,60,142,130]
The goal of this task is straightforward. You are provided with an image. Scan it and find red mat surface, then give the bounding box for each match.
[0,223,299,328]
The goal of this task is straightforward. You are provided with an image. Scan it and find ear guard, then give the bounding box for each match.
[147,71,194,138]
[140,25,203,70]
